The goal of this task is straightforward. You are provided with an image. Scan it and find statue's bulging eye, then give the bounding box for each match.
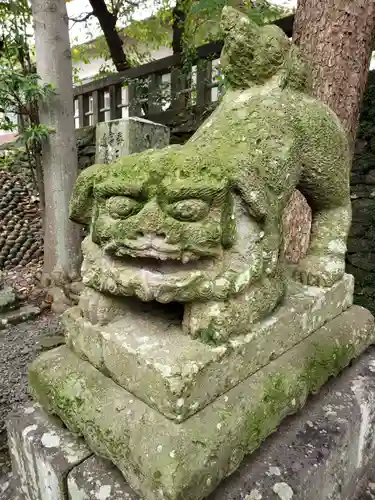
[166,199,210,222]
[106,196,141,219]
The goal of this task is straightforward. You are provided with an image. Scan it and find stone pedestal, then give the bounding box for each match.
[8,273,374,500]
[63,275,354,421]
[95,117,170,164]
[8,346,375,500]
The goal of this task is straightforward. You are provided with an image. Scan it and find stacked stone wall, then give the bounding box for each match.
[0,170,42,270]
[347,71,375,314]
[0,126,96,271]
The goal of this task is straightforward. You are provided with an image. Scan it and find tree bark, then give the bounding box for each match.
[293,0,375,145]
[88,0,130,71]
[31,0,82,283]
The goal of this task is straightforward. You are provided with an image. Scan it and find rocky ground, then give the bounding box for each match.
[0,312,64,450]
[356,484,375,499]
[0,310,65,499]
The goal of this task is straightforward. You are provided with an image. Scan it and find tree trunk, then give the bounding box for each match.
[88,0,130,72]
[172,0,186,54]
[31,0,82,284]
[293,0,375,145]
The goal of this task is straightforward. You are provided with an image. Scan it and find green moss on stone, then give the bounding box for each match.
[69,8,351,294]
[245,340,357,452]
[68,5,351,345]
[299,342,355,394]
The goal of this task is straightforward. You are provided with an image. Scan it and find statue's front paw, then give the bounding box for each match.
[183,301,230,345]
[294,255,345,288]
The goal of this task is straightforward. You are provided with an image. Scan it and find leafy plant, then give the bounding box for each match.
[0,0,56,214]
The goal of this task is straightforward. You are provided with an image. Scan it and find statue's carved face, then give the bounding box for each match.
[91,177,234,263]
[70,142,266,303]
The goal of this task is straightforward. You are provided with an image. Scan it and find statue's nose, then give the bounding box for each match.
[132,230,167,240]
[127,199,166,239]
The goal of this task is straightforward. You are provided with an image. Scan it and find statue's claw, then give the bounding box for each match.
[294,254,345,288]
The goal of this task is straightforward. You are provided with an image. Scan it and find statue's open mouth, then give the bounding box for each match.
[104,240,200,263]
[112,246,182,261]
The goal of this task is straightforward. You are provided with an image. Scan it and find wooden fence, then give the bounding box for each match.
[73,14,294,129]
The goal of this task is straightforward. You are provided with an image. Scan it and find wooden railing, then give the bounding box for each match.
[73,14,294,129]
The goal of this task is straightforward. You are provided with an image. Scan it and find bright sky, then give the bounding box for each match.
[67,0,297,45]
[67,0,159,45]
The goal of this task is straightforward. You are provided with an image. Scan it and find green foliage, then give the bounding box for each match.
[104,0,289,115]
[0,0,56,207]
[23,123,53,148]
[0,147,24,171]
[0,69,54,132]
[186,0,290,48]
[70,0,172,80]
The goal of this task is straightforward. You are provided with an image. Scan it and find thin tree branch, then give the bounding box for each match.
[69,11,95,23]
[112,0,139,17]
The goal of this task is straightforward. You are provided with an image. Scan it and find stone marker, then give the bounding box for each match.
[6,404,91,500]
[8,5,375,500]
[67,456,140,500]
[95,117,170,164]
[0,270,40,329]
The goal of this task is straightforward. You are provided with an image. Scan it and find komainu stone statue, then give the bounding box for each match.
[68,8,351,344]
[14,7,375,500]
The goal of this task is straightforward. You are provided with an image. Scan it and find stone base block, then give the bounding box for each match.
[0,305,40,330]
[6,403,92,500]
[0,285,16,312]
[28,305,375,500]
[64,275,354,421]
[11,345,375,499]
[209,345,375,500]
[70,346,375,499]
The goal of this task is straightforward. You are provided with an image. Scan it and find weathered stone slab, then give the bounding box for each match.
[0,305,40,330]
[7,403,92,500]
[60,347,375,500]
[67,456,140,499]
[95,117,170,164]
[0,286,16,312]
[209,346,375,500]
[64,274,354,421]
[29,305,374,500]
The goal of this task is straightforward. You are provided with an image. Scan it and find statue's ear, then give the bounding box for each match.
[220,6,260,88]
[69,164,107,225]
[221,6,253,35]
[234,173,269,224]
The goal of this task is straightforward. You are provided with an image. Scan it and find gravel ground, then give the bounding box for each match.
[0,313,63,453]
[0,312,64,499]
